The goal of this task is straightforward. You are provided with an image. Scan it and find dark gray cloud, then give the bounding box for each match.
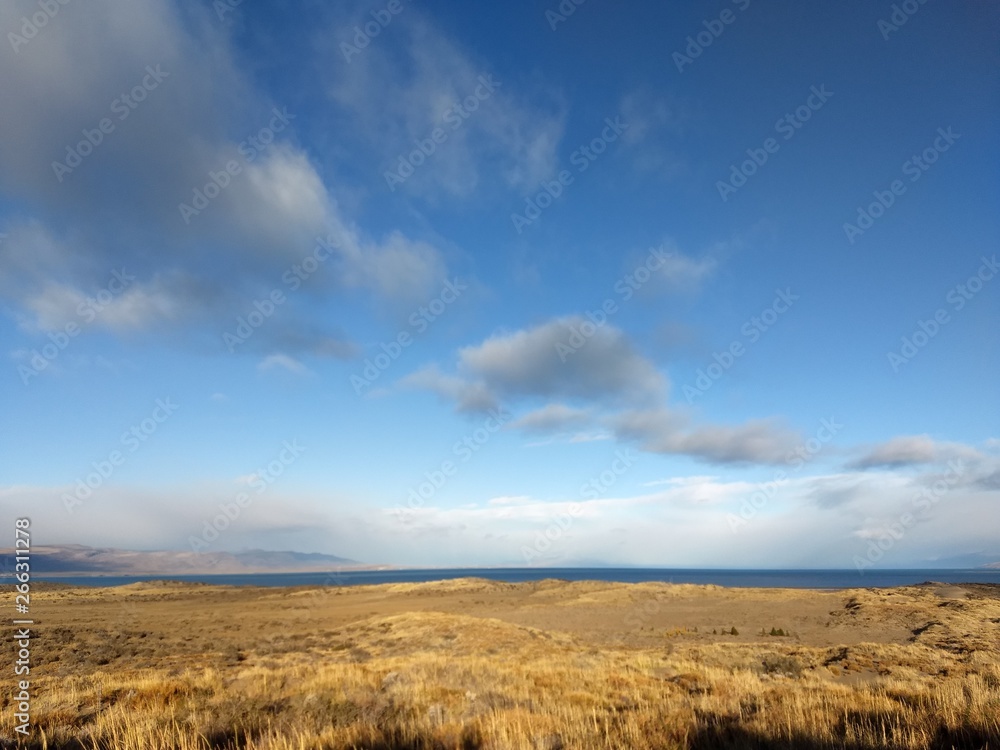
[405,318,804,466]
[976,470,1000,491]
[0,0,451,360]
[801,475,873,509]
[403,317,666,414]
[613,409,801,465]
[848,434,983,470]
[401,365,499,413]
[457,317,667,403]
[507,403,591,433]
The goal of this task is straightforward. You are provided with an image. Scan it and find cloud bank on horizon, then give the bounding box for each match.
[0,0,997,570]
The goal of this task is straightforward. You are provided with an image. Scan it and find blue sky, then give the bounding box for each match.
[1,0,997,569]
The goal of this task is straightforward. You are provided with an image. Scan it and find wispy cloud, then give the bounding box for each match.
[258,353,312,376]
[325,11,564,198]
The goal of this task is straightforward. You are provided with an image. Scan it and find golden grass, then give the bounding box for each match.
[3,580,998,749]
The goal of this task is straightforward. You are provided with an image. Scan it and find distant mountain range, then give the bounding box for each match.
[1,544,368,576]
[4,545,997,576]
[917,552,1000,570]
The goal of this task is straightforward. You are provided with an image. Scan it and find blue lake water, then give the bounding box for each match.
[34,567,1000,589]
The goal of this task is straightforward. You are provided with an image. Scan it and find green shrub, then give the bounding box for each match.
[760,654,803,677]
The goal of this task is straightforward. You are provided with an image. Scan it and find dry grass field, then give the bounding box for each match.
[2,578,999,749]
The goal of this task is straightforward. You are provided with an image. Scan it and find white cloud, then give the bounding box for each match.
[258,353,311,375]
[487,495,534,506]
[642,475,719,488]
[335,226,448,308]
[4,461,998,568]
[359,466,1000,567]
[0,483,336,556]
[233,145,330,244]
